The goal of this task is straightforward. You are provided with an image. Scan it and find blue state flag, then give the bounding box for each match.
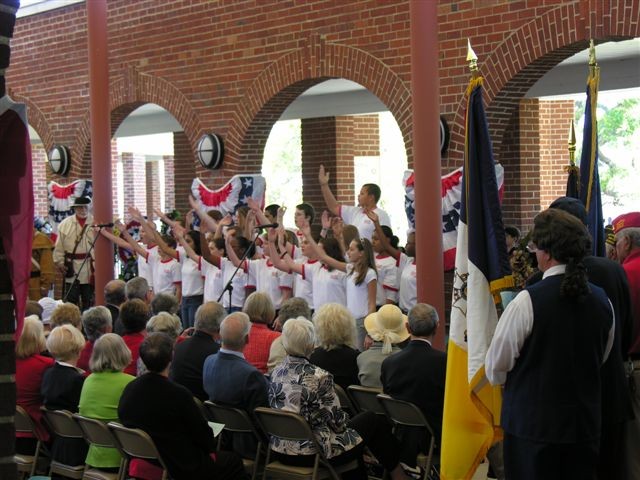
[579,66,605,257]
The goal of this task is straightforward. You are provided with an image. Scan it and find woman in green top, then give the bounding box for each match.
[79,333,135,468]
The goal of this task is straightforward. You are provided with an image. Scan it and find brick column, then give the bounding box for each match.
[501,98,575,233]
[352,114,380,157]
[539,100,575,209]
[122,152,147,216]
[163,156,176,213]
[172,131,195,215]
[111,140,119,216]
[32,144,48,218]
[146,160,160,218]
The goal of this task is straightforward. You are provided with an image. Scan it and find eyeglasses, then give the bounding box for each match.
[526,242,539,253]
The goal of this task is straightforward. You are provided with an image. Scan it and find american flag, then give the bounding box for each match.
[403,166,504,271]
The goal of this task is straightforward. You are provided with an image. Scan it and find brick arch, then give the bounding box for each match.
[448,0,639,164]
[12,93,54,151]
[74,67,201,175]
[225,34,413,173]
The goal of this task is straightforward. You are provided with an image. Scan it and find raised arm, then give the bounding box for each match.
[150,221,179,260]
[267,229,302,275]
[199,225,223,267]
[154,208,179,230]
[318,165,340,216]
[331,216,348,256]
[189,195,219,233]
[225,234,244,269]
[115,220,148,259]
[97,226,132,251]
[301,221,347,273]
[176,231,201,264]
[367,210,401,260]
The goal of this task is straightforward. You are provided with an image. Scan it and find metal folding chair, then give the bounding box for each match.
[14,405,47,479]
[73,414,126,480]
[108,422,170,480]
[254,407,359,480]
[40,408,85,479]
[377,394,437,480]
[204,401,264,480]
[346,385,385,415]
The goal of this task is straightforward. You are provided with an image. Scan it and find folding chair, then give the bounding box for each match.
[192,396,210,421]
[73,414,126,480]
[333,384,356,415]
[346,385,385,415]
[204,401,264,480]
[377,394,437,480]
[108,422,170,480]
[40,408,85,479]
[254,407,359,480]
[14,405,47,479]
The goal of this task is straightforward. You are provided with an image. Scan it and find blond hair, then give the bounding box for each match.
[89,333,132,373]
[16,316,46,359]
[146,312,182,341]
[312,303,356,350]
[47,324,86,362]
[243,291,275,324]
[50,303,82,330]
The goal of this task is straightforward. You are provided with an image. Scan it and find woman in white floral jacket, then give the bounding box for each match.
[268,317,410,480]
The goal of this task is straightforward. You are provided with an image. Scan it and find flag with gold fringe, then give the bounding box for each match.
[440,73,513,479]
[579,51,605,257]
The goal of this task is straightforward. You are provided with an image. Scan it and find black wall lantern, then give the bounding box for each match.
[196,133,224,170]
[47,145,71,176]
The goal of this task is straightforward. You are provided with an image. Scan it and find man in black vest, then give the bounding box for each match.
[487,209,614,480]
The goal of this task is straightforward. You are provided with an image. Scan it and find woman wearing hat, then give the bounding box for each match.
[358,304,410,388]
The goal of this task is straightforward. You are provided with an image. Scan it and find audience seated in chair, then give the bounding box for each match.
[170,301,224,400]
[267,297,311,373]
[381,303,446,467]
[77,306,112,372]
[41,324,89,467]
[119,299,149,376]
[242,292,281,374]
[118,332,248,480]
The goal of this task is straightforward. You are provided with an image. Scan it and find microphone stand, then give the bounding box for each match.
[63,225,104,303]
[217,228,262,310]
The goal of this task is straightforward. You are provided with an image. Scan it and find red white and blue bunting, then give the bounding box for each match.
[403,165,504,271]
[47,179,93,241]
[191,175,266,217]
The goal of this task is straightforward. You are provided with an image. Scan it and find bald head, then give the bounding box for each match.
[104,279,126,306]
[219,312,251,351]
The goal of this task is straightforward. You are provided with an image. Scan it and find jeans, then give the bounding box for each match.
[180,294,203,328]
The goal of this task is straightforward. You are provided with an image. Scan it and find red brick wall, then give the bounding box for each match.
[12,0,635,182]
[146,161,160,218]
[301,117,338,219]
[352,114,380,157]
[122,152,147,216]
[32,145,48,219]
[173,131,195,215]
[539,100,575,209]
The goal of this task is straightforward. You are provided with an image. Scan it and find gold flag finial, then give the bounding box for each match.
[467,39,479,76]
[568,119,576,166]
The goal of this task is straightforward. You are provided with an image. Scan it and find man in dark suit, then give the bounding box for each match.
[202,311,269,412]
[529,197,634,480]
[104,279,125,335]
[170,301,225,400]
[381,303,447,465]
[118,333,247,480]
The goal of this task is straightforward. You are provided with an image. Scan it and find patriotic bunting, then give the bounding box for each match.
[47,179,93,241]
[191,174,266,216]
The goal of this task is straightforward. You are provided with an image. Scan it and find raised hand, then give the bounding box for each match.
[220,214,233,226]
[246,196,261,211]
[321,210,331,230]
[318,164,330,185]
[365,209,379,224]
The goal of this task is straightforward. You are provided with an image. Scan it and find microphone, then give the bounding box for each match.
[93,222,115,228]
[254,223,279,229]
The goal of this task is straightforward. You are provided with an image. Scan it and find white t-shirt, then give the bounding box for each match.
[374,253,398,306]
[345,264,377,319]
[246,258,293,310]
[303,262,347,311]
[176,247,204,297]
[340,205,391,240]
[153,257,181,296]
[141,244,161,288]
[293,258,315,306]
[397,253,416,313]
[200,257,224,303]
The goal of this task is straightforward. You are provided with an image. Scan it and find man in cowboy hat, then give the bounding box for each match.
[53,196,95,310]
